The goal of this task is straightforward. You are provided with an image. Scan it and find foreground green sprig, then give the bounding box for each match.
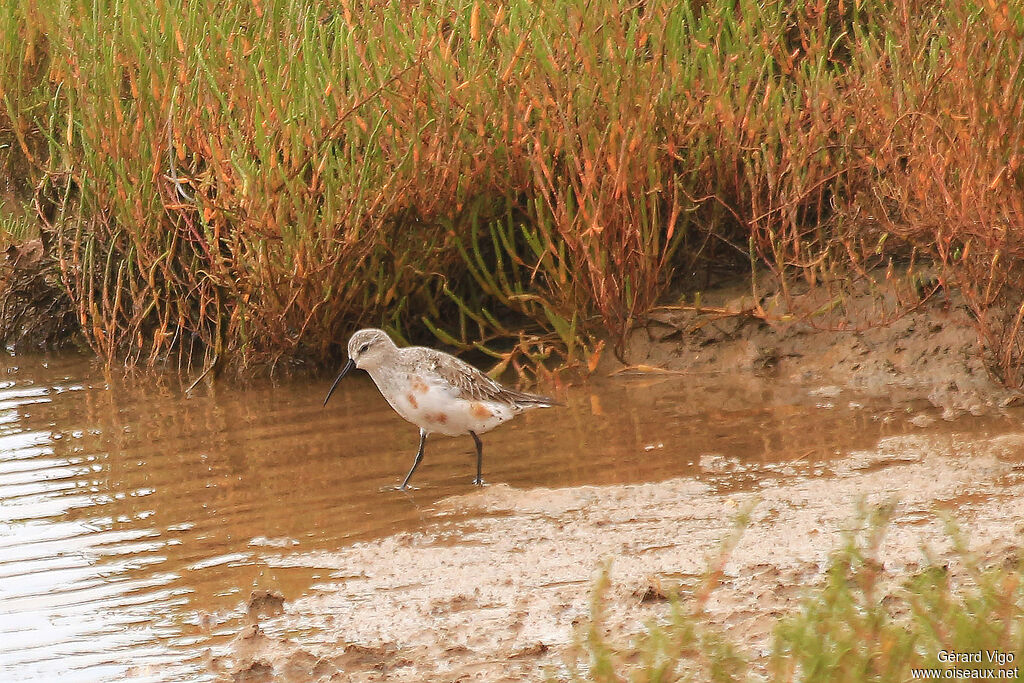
[563,506,1024,682]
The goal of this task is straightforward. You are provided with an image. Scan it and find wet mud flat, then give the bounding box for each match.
[212,430,1024,682]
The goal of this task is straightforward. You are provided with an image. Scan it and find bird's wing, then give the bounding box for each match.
[428,354,511,402]
[426,353,560,407]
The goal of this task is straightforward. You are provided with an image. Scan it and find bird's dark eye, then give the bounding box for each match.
[358,343,370,354]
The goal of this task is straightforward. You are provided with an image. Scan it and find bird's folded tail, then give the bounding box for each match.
[505,388,563,408]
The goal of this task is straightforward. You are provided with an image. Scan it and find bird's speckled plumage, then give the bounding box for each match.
[324,328,559,488]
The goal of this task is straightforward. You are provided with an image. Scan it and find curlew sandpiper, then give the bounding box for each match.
[323,328,560,489]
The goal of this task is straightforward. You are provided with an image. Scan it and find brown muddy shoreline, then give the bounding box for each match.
[210,439,1024,682]
[204,277,1024,682]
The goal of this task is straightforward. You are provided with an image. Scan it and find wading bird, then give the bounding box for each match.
[324,329,560,489]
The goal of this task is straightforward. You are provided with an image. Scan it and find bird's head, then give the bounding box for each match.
[323,328,397,406]
[346,328,395,372]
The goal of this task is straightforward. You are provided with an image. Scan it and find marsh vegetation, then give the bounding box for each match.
[2,0,1023,382]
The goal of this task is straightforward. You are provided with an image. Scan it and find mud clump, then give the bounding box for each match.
[213,624,340,683]
[233,659,273,682]
[633,576,687,604]
[509,641,549,659]
[0,239,79,350]
[247,589,285,618]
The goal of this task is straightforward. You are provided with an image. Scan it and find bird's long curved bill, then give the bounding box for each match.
[323,358,355,406]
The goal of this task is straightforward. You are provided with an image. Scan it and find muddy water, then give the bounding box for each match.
[0,354,1014,681]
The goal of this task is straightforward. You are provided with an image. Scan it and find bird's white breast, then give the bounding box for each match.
[370,369,515,437]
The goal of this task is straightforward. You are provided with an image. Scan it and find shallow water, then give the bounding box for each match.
[0,353,1015,681]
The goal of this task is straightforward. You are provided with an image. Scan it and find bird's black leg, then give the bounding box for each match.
[469,430,484,486]
[400,428,428,490]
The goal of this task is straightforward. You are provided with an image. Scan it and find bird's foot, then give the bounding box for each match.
[472,477,486,487]
[394,483,418,492]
